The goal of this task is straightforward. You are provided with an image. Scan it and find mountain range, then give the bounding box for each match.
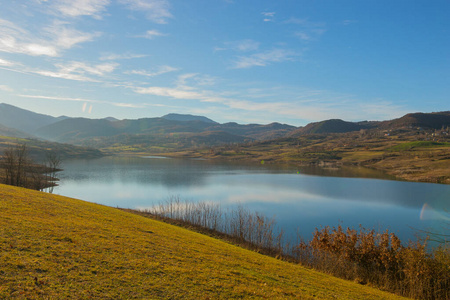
[0,103,449,153]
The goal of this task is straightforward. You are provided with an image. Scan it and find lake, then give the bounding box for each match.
[55,156,450,243]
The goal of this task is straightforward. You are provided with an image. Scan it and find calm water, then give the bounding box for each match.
[55,156,450,242]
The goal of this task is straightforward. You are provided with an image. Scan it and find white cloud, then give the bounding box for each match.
[216,39,260,52]
[342,20,357,26]
[34,70,96,81]
[100,53,148,60]
[113,102,144,108]
[136,29,167,39]
[19,94,102,103]
[119,0,173,24]
[45,22,101,49]
[0,58,15,67]
[0,85,13,92]
[53,0,110,18]
[285,18,327,42]
[19,94,145,109]
[262,12,275,22]
[127,65,178,77]
[57,61,118,76]
[0,19,99,57]
[134,86,204,100]
[295,32,311,41]
[0,19,58,56]
[32,61,118,82]
[232,49,296,69]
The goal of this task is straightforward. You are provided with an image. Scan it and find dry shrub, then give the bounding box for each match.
[294,225,450,299]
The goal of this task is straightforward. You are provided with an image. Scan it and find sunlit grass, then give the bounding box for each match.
[0,184,406,299]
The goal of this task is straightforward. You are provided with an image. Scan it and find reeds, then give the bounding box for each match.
[136,197,449,299]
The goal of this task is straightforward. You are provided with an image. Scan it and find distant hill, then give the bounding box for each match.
[0,136,104,160]
[35,118,123,142]
[3,103,449,155]
[290,119,374,136]
[162,113,218,124]
[35,116,296,146]
[103,117,119,122]
[0,103,63,134]
[289,112,450,136]
[380,111,450,129]
[0,123,32,139]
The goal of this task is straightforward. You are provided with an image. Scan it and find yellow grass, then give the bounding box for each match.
[0,184,407,299]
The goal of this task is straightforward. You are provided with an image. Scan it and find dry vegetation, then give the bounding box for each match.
[135,198,450,299]
[0,184,407,299]
[158,129,450,184]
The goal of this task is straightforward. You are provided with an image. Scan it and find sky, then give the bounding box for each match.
[0,0,448,126]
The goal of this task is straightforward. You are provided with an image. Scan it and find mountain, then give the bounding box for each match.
[0,103,63,134]
[289,112,450,136]
[35,116,296,145]
[35,118,121,142]
[380,111,450,129]
[4,103,449,155]
[162,113,218,124]
[0,123,32,138]
[208,122,296,140]
[290,119,374,136]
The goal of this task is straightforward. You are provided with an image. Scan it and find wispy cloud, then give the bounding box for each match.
[52,0,110,19]
[19,94,103,103]
[119,0,173,24]
[0,18,58,56]
[176,73,216,87]
[285,18,327,42]
[126,65,178,77]
[18,94,144,108]
[33,61,118,82]
[262,12,275,22]
[0,19,99,57]
[45,21,101,49]
[0,58,16,66]
[0,85,13,92]
[135,29,167,39]
[129,75,409,125]
[100,53,148,60]
[134,86,205,100]
[215,39,260,52]
[232,49,296,69]
[56,61,118,76]
[342,20,357,26]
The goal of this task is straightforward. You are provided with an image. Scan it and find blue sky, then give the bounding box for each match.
[0,0,448,126]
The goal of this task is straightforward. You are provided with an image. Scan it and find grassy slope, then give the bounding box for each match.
[0,184,406,299]
[159,132,450,184]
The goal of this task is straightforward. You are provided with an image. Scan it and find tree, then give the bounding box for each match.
[2,144,29,187]
[44,151,61,193]
[1,144,61,191]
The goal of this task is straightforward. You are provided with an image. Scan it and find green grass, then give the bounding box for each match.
[0,184,407,299]
[388,141,450,151]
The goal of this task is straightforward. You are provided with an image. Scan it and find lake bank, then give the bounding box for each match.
[56,156,450,243]
[0,184,406,299]
[146,139,450,184]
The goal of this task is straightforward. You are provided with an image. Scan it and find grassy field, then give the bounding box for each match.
[156,130,450,184]
[0,184,407,299]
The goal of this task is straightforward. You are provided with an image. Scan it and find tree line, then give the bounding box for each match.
[1,144,61,192]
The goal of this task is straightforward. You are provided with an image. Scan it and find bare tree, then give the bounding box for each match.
[1,144,61,191]
[45,151,61,193]
[2,144,29,187]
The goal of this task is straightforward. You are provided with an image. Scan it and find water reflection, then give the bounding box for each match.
[56,156,450,242]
